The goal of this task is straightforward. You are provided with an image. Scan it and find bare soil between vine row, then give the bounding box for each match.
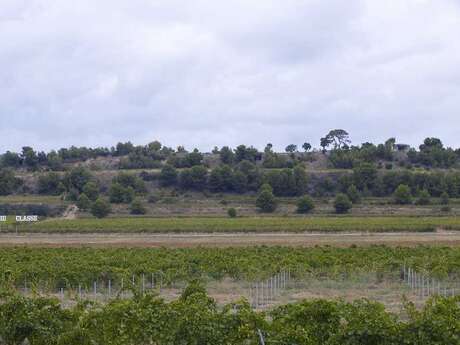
[1,230,460,247]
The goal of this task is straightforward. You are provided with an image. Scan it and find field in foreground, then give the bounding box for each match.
[1,289,459,345]
[12,215,460,233]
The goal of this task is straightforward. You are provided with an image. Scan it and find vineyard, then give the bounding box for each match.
[2,246,460,289]
[0,287,459,345]
[8,216,460,233]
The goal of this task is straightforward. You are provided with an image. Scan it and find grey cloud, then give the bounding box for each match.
[1,0,460,153]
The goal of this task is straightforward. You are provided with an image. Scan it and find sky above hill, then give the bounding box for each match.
[1,0,460,152]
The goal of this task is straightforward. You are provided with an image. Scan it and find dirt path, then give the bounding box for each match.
[1,231,460,247]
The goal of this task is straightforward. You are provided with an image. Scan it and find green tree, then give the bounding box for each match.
[346,184,361,204]
[227,208,237,218]
[130,198,147,215]
[256,184,277,213]
[393,184,412,205]
[285,144,297,153]
[296,196,315,214]
[219,146,234,165]
[440,192,449,205]
[0,169,22,195]
[159,164,178,187]
[416,189,431,205]
[334,193,352,214]
[77,193,91,211]
[65,167,92,193]
[82,181,99,201]
[109,183,135,203]
[91,198,111,218]
[302,142,312,152]
[38,172,62,195]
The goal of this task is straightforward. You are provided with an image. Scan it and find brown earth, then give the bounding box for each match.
[1,231,460,248]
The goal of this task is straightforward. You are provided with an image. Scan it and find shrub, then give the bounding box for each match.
[0,169,22,195]
[393,184,412,205]
[77,193,91,211]
[109,183,135,203]
[385,163,393,170]
[159,164,178,186]
[415,189,431,205]
[296,196,315,214]
[82,181,99,201]
[256,185,277,213]
[227,208,237,218]
[346,185,361,204]
[334,193,352,214]
[440,192,450,205]
[91,198,111,218]
[37,172,62,195]
[130,199,146,215]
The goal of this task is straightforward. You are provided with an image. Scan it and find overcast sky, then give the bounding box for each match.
[1,0,460,153]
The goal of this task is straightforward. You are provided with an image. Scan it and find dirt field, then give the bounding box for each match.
[2,230,460,247]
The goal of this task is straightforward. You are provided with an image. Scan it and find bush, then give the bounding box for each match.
[415,189,431,205]
[130,199,146,215]
[227,208,237,218]
[37,172,62,195]
[256,185,277,213]
[91,198,111,218]
[82,181,100,201]
[159,164,178,186]
[296,196,315,214]
[334,193,352,214]
[385,163,393,170]
[346,185,361,204]
[0,169,22,195]
[440,192,450,205]
[393,184,412,205]
[77,193,91,211]
[109,183,135,203]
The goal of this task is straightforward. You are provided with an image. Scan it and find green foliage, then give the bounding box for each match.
[113,172,146,193]
[296,196,315,214]
[1,288,459,345]
[346,184,361,204]
[109,183,135,203]
[416,189,431,205]
[130,198,147,215]
[90,198,111,218]
[256,185,277,213]
[76,193,91,211]
[227,208,237,218]
[0,169,22,195]
[263,166,308,196]
[394,184,412,205]
[179,166,208,190]
[38,172,62,195]
[440,192,450,205]
[334,193,352,214]
[302,142,312,152]
[82,181,99,201]
[285,144,297,153]
[65,167,92,193]
[159,164,178,187]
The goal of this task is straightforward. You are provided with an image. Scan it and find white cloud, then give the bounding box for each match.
[0,0,459,152]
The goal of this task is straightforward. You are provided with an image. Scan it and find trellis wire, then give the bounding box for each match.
[402,265,459,298]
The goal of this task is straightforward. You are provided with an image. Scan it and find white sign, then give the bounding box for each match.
[0,216,6,222]
[15,215,39,222]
